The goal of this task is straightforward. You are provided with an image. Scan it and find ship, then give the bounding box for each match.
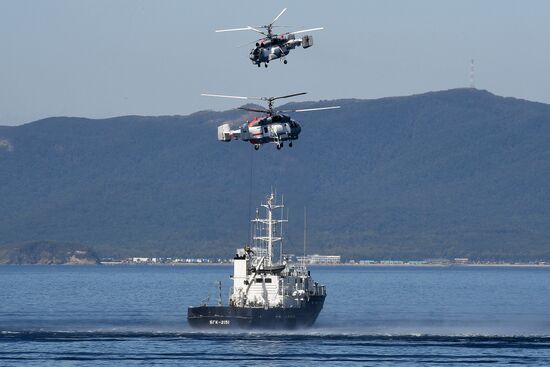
[187,192,326,329]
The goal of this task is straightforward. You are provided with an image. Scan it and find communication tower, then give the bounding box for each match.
[469,59,475,89]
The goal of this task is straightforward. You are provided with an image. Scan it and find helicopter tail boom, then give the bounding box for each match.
[301,35,313,48]
[218,123,241,142]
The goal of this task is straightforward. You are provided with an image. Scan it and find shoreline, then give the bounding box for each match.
[101,262,550,268]
[2,262,550,268]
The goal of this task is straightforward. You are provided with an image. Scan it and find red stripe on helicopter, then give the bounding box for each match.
[248,117,262,127]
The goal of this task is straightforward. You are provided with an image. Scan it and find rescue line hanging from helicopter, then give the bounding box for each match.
[215,8,323,68]
[201,92,340,150]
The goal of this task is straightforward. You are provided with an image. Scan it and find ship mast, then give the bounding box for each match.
[252,192,287,266]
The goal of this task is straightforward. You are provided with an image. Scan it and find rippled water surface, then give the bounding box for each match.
[2,265,550,366]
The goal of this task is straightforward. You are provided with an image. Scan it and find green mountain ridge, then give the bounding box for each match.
[0,241,100,265]
[1,88,549,260]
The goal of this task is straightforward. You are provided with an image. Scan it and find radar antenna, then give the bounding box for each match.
[469,58,475,89]
[251,192,287,266]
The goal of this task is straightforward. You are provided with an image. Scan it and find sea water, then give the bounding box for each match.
[1,265,550,366]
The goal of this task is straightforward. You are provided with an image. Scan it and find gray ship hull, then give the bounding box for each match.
[188,295,325,329]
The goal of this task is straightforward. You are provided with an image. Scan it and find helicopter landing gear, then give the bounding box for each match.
[283,60,288,64]
[276,142,283,150]
[264,63,268,68]
[257,63,261,68]
[289,141,293,147]
[254,144,260,150]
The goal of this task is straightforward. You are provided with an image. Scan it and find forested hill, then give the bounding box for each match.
[1,88,550,261]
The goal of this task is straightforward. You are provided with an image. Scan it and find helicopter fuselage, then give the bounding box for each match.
[240,114,301,145]
[208,90,338,151]
[215,8,321,68]
[249,34,313,66]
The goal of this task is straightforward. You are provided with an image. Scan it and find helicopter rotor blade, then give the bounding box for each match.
[238,107,270,114]
[202,93,248,100]
[202,93,311,111]
[215,26,267,36]
[281,106,341,113]
[215,27,252,33]
[271,8,287,25]
[201,93,264,101]
[247,26,268,35]
[288,27,324,35]
[270,92,307,101]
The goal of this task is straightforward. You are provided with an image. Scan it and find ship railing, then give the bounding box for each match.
[310,284,326,296]
[295,264,308,273]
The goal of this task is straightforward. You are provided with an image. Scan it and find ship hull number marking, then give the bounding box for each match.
[209,320,231,325]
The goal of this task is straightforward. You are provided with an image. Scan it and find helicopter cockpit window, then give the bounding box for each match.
[272,115,281,122]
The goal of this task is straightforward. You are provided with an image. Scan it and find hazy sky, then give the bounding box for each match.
[1,0,549,125]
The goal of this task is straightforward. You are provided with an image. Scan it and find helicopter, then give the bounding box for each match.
[201,92,340,150]
[215,8,323,68]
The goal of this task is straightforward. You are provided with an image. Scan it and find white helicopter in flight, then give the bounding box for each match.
[202,92,340,150]
[215,8,323,68]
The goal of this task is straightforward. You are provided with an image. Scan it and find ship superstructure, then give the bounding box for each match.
[188,192,326,329]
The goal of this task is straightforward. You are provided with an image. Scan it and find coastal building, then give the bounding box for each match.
[380,260,404,265]
[453,258,469,264]
[131,257,149,263]
[359,260,377,265]
[296,254,341,265]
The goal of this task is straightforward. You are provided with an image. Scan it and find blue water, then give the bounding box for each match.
[2,265,550,366]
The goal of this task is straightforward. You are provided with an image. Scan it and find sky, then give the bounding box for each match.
[0,0,549,126]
